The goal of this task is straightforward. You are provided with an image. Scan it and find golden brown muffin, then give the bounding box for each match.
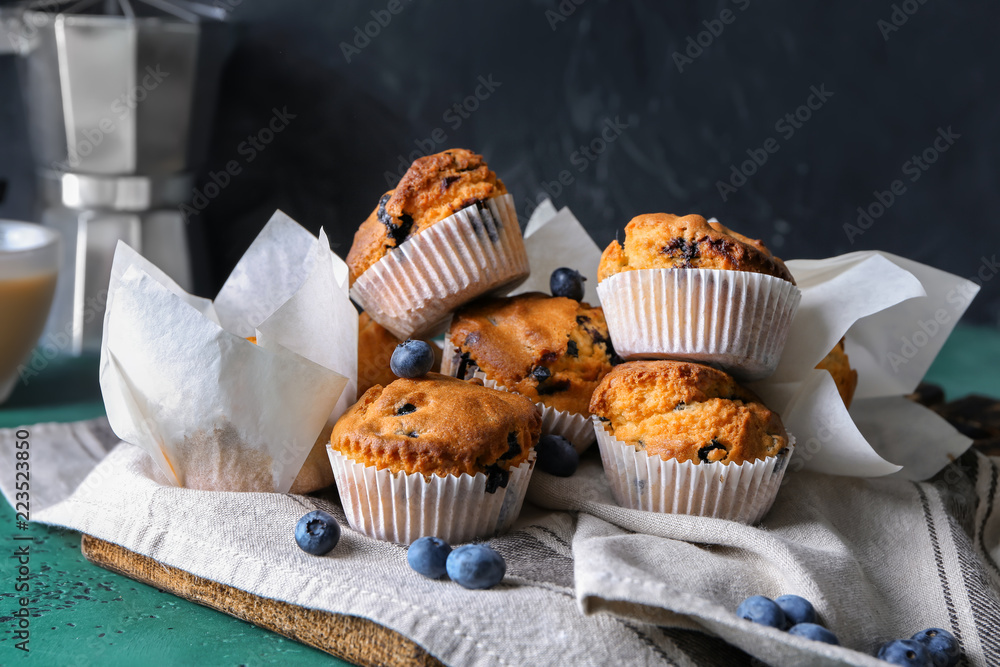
[448,293,616,415]
[346,149,508,285]
[331,373,541,491]
[597,213,794,284]
[589,360,788,465]
[816,338,858,409]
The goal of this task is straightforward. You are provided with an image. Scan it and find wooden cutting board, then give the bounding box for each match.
[80,535,443,667]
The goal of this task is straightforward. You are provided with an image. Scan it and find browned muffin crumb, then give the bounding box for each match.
[346,149,508,284]
[589,360,788,465]
[598,213,794,284]
[448,293,614,415]
[815,338,858,408]
[331,374,541,487]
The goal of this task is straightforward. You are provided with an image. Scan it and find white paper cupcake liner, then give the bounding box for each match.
[441,337,595,453]
[350,194,530,340]
[327,447,536,545]
[593,418,794,524]
[596,268,801,380]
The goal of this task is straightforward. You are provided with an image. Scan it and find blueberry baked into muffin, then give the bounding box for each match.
[346,148,509,285]
[328,373,542,543]
[589,360,789,465]
[597,213,794,284]
[347,149,530,340]
[446,292,616,415]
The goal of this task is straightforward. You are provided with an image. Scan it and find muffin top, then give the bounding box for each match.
[597,213,794,284]
[589,360,788,465]
[346,148,508,284]
[816,338,858,409]
[331,373,540,490]
[448,292,616,415]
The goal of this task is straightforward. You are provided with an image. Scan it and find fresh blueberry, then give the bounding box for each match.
[877,639,933,667]
[550,267,586,301]
[535,434,579,477]
[911,628,960,667]
[774,595,817,626]
[407,536,452,579]
[294,510,341,555]
[788,623,839,645]
[736,595,788,629]
[445,544,506,589]
[390,340,435,378]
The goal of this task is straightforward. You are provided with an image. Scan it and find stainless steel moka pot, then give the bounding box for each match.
[1,0,232,353]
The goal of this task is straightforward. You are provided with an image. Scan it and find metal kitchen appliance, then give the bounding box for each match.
[1,0,232,353]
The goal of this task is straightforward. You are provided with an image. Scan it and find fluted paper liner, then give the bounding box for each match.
[594,419,794,524]
[441,337,595,453]
[327,447,536,545]
[597,268,801,380]
[350,193,530,340]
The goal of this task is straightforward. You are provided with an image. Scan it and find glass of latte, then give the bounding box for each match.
[0,221,60,404]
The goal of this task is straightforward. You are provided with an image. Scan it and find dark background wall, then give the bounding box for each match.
[2,0,998,325]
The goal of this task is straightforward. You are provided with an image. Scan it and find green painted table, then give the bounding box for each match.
[2,326,1000,666]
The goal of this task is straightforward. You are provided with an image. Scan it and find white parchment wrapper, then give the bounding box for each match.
[748,251,981,480]
[594,419,794,524]
[99,211,355,493]
[440,337,595,453]
[511,199,603,305]
[596,268,802,380]
[327,447,536,545]
[349,194,530,340]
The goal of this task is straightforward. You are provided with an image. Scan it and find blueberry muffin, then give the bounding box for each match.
[447,293,616,415]
[589,360,788,465]
[816,338,858,408]
[347,148,508,285]
[597,213,794,284]
[331,373,541,491]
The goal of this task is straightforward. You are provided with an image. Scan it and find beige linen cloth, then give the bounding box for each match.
[4,418,1000,667]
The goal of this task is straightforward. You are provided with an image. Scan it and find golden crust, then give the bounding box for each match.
[597,213,794,284]
[816,338,858,408]
[346,149,507,284]
[448,293,615,415]
[589,360,788,465]
[330,373,541,479]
